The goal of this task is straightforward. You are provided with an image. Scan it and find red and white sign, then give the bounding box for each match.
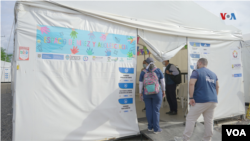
[19,47,29,60]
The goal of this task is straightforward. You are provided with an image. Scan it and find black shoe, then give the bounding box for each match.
[165,111,173,114]
[169,111,177,115]
[142,107,146,111]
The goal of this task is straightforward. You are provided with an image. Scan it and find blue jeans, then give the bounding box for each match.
[143,89,162,132]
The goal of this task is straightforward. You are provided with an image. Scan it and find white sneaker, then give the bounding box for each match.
[174,136,183,141]
[154,129,162,134]
[148,129,153,132]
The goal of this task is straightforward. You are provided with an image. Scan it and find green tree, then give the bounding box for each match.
[1,47,12,62]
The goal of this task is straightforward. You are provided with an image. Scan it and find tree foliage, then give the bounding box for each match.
[1,47,12,62]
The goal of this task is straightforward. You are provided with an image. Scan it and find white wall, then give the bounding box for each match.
[242,47,250,103]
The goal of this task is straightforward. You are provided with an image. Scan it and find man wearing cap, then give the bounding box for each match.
[162,60,179,115]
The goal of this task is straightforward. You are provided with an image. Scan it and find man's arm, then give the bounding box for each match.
[216,80,219,95]
[189,79,197,106]
[169,65,179,75]
[189,79,197,98]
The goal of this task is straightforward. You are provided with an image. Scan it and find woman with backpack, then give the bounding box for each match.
[139,57,166,134]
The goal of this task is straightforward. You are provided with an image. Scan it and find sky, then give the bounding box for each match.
[0,0,16,54]
[194,1,250,35]
[1,0,250,54]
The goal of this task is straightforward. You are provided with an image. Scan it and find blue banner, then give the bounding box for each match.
[36,25,136,58]
[190,42,200,47]
[42,54,64,60]
[233,73,242,77]
[118,98,133,104]
[201,43,210,47]
[119,68,134,74]
[190,54,200,58]
[119,83,133,89]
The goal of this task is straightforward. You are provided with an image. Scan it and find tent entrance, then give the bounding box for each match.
[135,39,188,131]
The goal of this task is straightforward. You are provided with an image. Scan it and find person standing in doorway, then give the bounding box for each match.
[163,60,179,115]
[175,58,219,141]
[139,57,165,134]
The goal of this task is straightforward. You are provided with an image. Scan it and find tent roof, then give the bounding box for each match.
[17,0,242,41]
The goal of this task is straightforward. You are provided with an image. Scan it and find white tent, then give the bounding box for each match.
[12,1,245,140]
[242,34,250,104]
[1,61,11,82]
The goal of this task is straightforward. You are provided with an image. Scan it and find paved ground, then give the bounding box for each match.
[1,83,12,141]
[1,83,249,141]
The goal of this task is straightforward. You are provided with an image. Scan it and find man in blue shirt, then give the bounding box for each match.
[163,60,179,115]
[176,58,219,141]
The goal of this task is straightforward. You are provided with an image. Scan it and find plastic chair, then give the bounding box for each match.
[179,83,188,108]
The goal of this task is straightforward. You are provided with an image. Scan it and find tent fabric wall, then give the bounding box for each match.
[138,29,186,62]
[13,2,139,141]
[18,0,242,63]
[187,38,245,122]
[25,1,242,40]
[242,40,250,103]
[13,0,246,140]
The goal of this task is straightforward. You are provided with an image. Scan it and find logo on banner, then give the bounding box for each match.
[232,64,241,69]
[107,57,111,62]
[124,84,128,88]
[124,99,128,104]
[38,54,41,58]
[125,69,129,73]
[111,57,118,62]
[83,56,88,61]
[220,13,236,20]
[232,50,238,58]
[65,55,70,60]
[120,58,124,62]
[93,56,103,61]
[70,56,81,60]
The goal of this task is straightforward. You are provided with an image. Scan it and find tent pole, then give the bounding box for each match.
[135,29,141,136]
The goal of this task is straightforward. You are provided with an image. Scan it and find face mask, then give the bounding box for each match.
[162,62,165,65]
[143,64,147,68]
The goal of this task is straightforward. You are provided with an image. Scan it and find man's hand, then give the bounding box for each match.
[139,93,143,101]
[189,99,195,106]
[162,91,165,98]
[166,70,170,74]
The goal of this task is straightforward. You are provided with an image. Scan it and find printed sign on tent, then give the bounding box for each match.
[36,25,136,62]
[230,47,242,77]
[137,46,151,55]
[19,47,29,60]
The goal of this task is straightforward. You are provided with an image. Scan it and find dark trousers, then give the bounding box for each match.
[166,84,177,112]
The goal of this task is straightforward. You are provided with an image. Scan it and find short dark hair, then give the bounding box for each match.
[167,60,169,62]
[198,58,208,66]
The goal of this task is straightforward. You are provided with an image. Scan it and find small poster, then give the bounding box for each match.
[118,67,135,113]
[230,48,242,77]
[19,47,29,60]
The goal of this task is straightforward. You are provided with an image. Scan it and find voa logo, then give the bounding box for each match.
[220,8,237,21]
[226,129,246,137]
[220,13,236,20]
